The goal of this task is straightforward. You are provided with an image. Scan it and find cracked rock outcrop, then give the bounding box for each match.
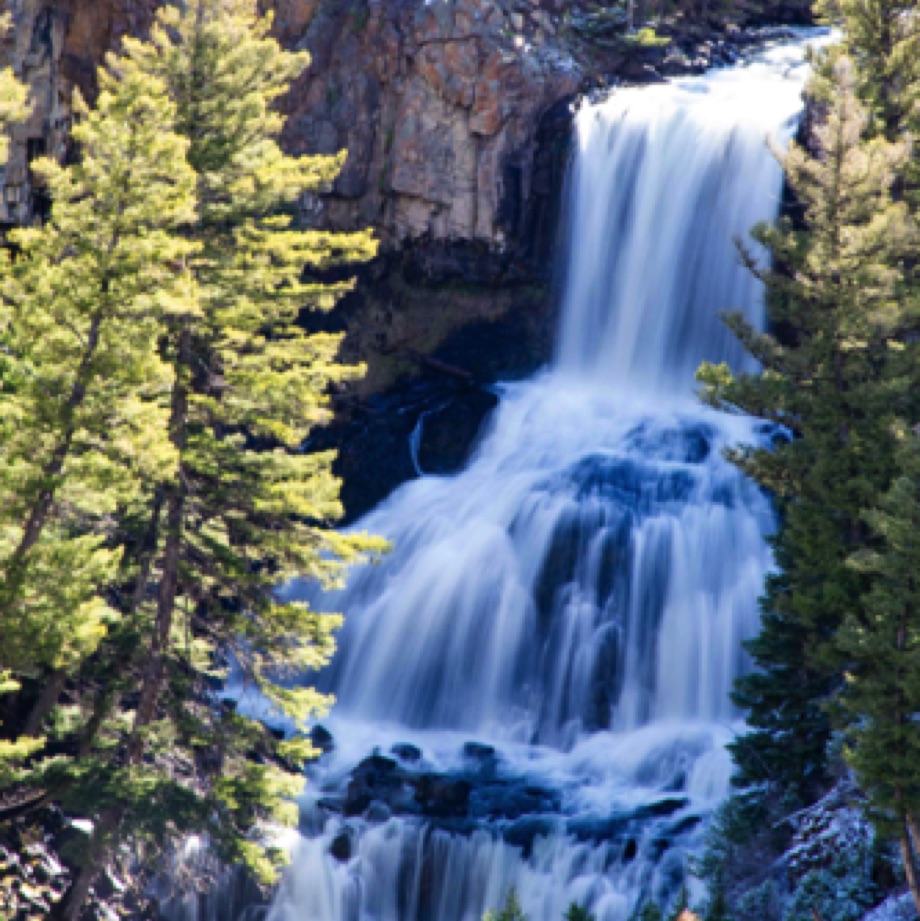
[278,0,581,251]
[0,0,159,227]
[2,0,582,258]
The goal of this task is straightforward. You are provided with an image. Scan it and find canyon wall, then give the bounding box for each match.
[1,0,581,258]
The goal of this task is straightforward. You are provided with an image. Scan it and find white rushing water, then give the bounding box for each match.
[166,33,824,921]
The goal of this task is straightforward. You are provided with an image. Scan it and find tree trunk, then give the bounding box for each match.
[0,789,49,823]
[50,807,120,921]
[126,482,184,763]
[636,0,647,29]
[906,811,920,869]
[129,490,164,613]
[22,667,67,737]
[77,690,115,759]
[126,331,188,763]
[75,490,167,759]
[901,828,920,918]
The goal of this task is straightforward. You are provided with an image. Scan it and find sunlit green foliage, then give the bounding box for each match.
[0,44,196,787]
[0,2,383,918]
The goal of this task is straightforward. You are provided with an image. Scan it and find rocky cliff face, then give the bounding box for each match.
[2,0,581,259]
[279,0,581,258]
[1,0,809,260]
[0,0,159,228]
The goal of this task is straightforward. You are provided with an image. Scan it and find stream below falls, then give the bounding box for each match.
[166,32,825,921]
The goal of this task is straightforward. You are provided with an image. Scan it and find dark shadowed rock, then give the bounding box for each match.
[469,782,560,821]
[309,724,335,754]
[417,388,499,476]
[414,775,472,818]
[391,743,423,763]
[344,754,405,817]
[503,816,561,857]
[330,829,353,862]
[462,741,496,761]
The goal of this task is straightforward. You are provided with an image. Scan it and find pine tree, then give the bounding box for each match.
[0,48,195,757]
[836,438,920,914]
[564,904,597,921]
[698,54,915,797]
[814,0,920,142]
[45,2,383,917]
[0,15,36,778]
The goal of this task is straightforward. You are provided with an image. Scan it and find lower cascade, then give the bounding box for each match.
[168,34,821,921]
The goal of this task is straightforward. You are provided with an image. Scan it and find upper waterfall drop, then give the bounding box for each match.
[556,41,811,392]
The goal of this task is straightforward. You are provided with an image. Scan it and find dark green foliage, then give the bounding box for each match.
[783,848,877,921]
[698,0,920,912]
[631,901,664,921]
[836,442,920,894]
[564,904,597,921]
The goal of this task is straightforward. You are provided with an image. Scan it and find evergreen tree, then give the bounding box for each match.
[564,903,597,921]
[43,2,382,917]
[0,15,36,778]
[0,47,195,752]
[699,5,920,909]
[691,3,920,913]
[813,0,920,142]
[698,54,915,798]
[836,437,920,914]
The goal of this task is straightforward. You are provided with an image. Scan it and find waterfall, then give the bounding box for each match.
[167,33,824,921]
[556,50,809,391]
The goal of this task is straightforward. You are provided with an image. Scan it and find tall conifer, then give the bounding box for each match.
[0,15,37,778]
[698,56,915,795]
[46,3,382,917]
[0,51,195,756]
[837,438,920,913]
